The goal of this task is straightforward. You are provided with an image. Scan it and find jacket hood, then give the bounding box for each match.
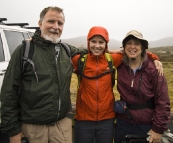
[87,26,109,54]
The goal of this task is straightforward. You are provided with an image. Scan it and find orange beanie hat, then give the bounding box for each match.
[87,26,109,42]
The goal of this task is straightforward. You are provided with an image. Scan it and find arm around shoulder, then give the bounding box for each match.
[68,44,88,57]
[111,53,124,67]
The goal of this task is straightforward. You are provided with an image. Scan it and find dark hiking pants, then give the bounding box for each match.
[74,118,114,143]
[0,131,9,143]
[114,118,151,143]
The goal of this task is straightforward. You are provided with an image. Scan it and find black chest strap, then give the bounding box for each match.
[126,97,155,110]
[123,98,155,120]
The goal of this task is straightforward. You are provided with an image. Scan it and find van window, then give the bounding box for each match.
[0,34,5,62]
[4,30,26,55]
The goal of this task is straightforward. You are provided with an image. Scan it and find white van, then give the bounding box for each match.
[0,18,36,124]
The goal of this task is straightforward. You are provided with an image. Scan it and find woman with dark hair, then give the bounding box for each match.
[114,30,170,143]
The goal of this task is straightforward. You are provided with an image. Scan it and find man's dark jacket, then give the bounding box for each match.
[1,30,87,136]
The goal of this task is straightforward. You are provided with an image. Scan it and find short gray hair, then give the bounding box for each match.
[40,6,65,21]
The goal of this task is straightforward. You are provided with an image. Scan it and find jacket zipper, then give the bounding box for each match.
[96,56,99,120]
[130,68,134,88]
[55,45,61,119]
[130,69,142,97]
[131,79,134,87]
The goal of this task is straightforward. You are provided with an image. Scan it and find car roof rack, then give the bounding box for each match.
[0,18,7,24]
[25,27,40,30]
[0,18,36,29]
[5,23,29,28]
[0,18,29,27]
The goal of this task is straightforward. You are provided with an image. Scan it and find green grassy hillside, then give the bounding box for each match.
[163,62,173,111]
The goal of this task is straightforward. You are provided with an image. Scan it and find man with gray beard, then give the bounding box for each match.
[0,6,87,143]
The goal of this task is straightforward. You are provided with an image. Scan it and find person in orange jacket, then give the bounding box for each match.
[72,26,161,143]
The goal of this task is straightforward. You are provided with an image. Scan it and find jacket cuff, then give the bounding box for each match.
[152,124,166,134]
[8,128,21,137]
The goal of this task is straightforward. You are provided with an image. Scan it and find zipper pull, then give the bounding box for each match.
[131,79,134,87]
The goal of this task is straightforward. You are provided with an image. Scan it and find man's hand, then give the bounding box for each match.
[154,60,163,76]
[10,132,24,143]
[148,129,162,143]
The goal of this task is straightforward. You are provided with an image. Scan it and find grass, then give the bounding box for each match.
[70,62,173,112]
[163,62,173,111]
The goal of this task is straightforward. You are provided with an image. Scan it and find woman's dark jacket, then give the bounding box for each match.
[117,55,170,134]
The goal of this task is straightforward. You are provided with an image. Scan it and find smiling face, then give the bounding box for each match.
[89,35,107,56]
[38,10,64,43]
[124,38,143,59]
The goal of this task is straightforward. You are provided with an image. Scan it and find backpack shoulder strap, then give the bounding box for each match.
[22,39,38,82]
[61,42,73,66]
[22,40,34,72]
[78,53,88,79]
[77,53,116,91]
[61,42,71,58]
[77,53,88,89]
[105,53,116,87]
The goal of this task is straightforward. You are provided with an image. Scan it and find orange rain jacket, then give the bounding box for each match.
[73,53,123,121]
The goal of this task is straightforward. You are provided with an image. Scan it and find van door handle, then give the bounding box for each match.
[0,70,6,75]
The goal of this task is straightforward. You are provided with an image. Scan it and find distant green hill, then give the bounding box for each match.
[147,46,173,62]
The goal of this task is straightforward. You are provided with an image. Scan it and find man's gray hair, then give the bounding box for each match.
[40,6,65,21]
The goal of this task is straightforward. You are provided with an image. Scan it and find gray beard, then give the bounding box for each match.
[42,34,60,43]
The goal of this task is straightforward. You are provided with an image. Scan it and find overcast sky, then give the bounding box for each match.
[0,0,173,41]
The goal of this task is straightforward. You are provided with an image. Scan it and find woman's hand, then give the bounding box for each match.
[148,129,162,143]
[154,60,163,76]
